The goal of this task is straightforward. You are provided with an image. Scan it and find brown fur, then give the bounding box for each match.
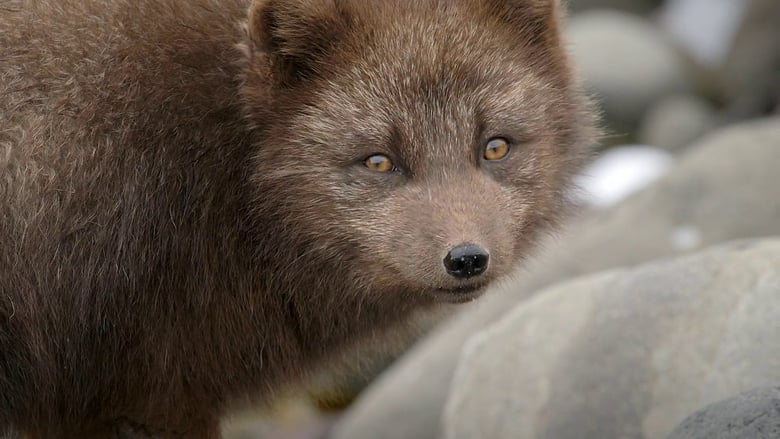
[0,0,597,436]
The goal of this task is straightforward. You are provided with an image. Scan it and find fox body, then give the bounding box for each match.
[0,0,596,436]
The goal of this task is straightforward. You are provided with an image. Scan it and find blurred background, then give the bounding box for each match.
[224,0,780,438]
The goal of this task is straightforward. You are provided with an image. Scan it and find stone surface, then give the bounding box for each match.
[567,0,662,15]
[638,94,716,152]
[565,10,691,134]
[443,239,780,439]
[658,0,748,68]
[329,117,780,439]
[666,387,780,439]
[719,0,780,118]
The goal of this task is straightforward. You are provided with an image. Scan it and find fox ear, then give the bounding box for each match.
[246,0,350,85]
[483,0,562,47]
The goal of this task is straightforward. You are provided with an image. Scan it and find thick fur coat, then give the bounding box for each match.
[0,0,597,436]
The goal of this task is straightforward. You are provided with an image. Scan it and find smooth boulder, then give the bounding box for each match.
[638,94,716,152]
[665,387,780,439]
[567,0,661,15]
[444,239,780,439]
[565,10,691,133]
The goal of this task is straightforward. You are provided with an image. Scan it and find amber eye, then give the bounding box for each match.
[484,138,510,161]
[364,154,395,173]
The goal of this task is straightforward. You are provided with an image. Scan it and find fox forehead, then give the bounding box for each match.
[292,63,558,154]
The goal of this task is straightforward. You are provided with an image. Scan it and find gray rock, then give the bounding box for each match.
[329,118,780,439]
[565,10,692,134]
[657,0,748,68]
[719,0,780,119]
[444,239,780,439]
[567,0,662,15]
[666,387,780,439]
[638,94,716,152]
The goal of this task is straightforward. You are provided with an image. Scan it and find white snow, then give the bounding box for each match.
[572,145,675,209]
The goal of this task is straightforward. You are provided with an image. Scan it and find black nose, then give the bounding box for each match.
[443,244,489,279]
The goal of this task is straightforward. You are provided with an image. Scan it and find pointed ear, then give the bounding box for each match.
[246,0,350,85]
[483,0,563,47]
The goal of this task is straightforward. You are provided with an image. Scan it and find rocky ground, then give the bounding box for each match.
[666,387,780,439]
[224,0,780,438]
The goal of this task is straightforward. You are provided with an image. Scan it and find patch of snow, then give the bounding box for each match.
[572,145,675,209]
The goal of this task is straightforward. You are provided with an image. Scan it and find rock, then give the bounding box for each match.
[567,0,662,15]
[638,94,717,152]
[657,0,748,68]
[443,239,780,439]
[666,387,780,439]
[565,10,692,137]
[329,117,780,439]
[719,0,780,117]
[657,0,780,123]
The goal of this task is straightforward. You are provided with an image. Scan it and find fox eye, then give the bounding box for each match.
[364,154,395,173]
[484,138,511,161]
